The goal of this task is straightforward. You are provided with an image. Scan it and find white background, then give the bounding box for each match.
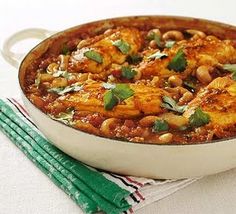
[1,0,236,213]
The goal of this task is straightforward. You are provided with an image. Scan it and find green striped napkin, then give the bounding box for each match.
[0,98,197,214]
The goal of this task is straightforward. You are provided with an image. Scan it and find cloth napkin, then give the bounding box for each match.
[0,98,198,214]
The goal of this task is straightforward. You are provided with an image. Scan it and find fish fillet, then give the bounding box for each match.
[184,76,236,138]
[69,27,143,74]
[46,83,168,118]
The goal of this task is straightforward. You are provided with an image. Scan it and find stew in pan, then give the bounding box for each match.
[24,26,236,144]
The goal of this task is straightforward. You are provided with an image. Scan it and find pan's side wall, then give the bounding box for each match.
[22,95,236,179]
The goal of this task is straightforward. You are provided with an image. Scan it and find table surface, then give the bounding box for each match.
[1,0,236,213]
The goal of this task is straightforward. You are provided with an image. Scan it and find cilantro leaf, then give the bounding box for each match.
[127,54,143,64]
[103,84,134,110]
[52,70,73,79]
[161,96,187,113]
[48,87,64,94]
[233,72,236,81]
[154,34,162,48]
[84,50,103,63]
[148,51,168,60]
[61,44,70,55]
[147,31,156,40]
[167,48,187,72]
[48,84,83,95]
[183,76,197,93]
[165,41,175,48]
[50,108,74,125]
[152,119,169,133]
[147,31,162,48]
[104,90,119,110]
[35,73,41,87]
[189,107,210,127]
[102,82,116,90]
[112,84,134,101]
[121,66,137,79]
[183,81,196,93]
[112,39,131,54]
[223,64,236,80]
[223,64,236,73]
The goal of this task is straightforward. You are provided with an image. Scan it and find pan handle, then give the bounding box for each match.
[1,28,55,68]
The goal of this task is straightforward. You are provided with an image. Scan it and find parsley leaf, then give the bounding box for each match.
[112,84,134,100]
[127,54,143,64]
[35,73,41,87]
[183,76,197,93]
[189,107,210,127]
[121,66,137,79]
[50,108,74,125]
[102,82,116,90]
[112,39,131,54]
[48,84,83,95]
[167,48,187,72]
[165,41,175,48]
[148,51,168,60]
[61,44,70,55]
[52,70,73,79]
[84,50,103,64]
[104,90,119,110]
[147,31,162,48]
[223,64,236,72]
[233,73,236,81]
[161,96,187,113]
[152,119,169,133]
[223,64,236,80]
[103,84,134,110]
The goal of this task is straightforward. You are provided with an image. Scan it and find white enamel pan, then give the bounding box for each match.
[1,16,236,179]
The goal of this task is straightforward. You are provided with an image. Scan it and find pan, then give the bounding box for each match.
[1,16,236,179]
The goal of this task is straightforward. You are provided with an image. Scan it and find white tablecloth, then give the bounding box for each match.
[1,0,236,213]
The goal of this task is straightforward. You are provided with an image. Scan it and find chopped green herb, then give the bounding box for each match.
[179,126,188,131]
[183,80,196,91]
[104,91,119,110]
[223,64,236,80]
[189,107,210,128]
[147,31,162,48]
[102,82,116,90]
[50,87,66,94]
[103,84,134,110]
[167,48,187,72]
[121,66,137,79]
[127,54,143,64]
[152,119,169,133]
[154,34,162,48]
[48,84,83,95]
[147,31,156,40]
[61,44,70,55]
[52,70,72,79]
[183,76,197,93]
[48,87,64,94]
[35,74,41,87]
[165,41,175,48]
[50,108,74,125]
[223,64,236,73]
[147,51,168,60]
[112,39,131,54]
[161,96,187,114]
[112,84,134,100]
[164,80,171,87]
[84,50,103,64]
[233,72,236,81]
